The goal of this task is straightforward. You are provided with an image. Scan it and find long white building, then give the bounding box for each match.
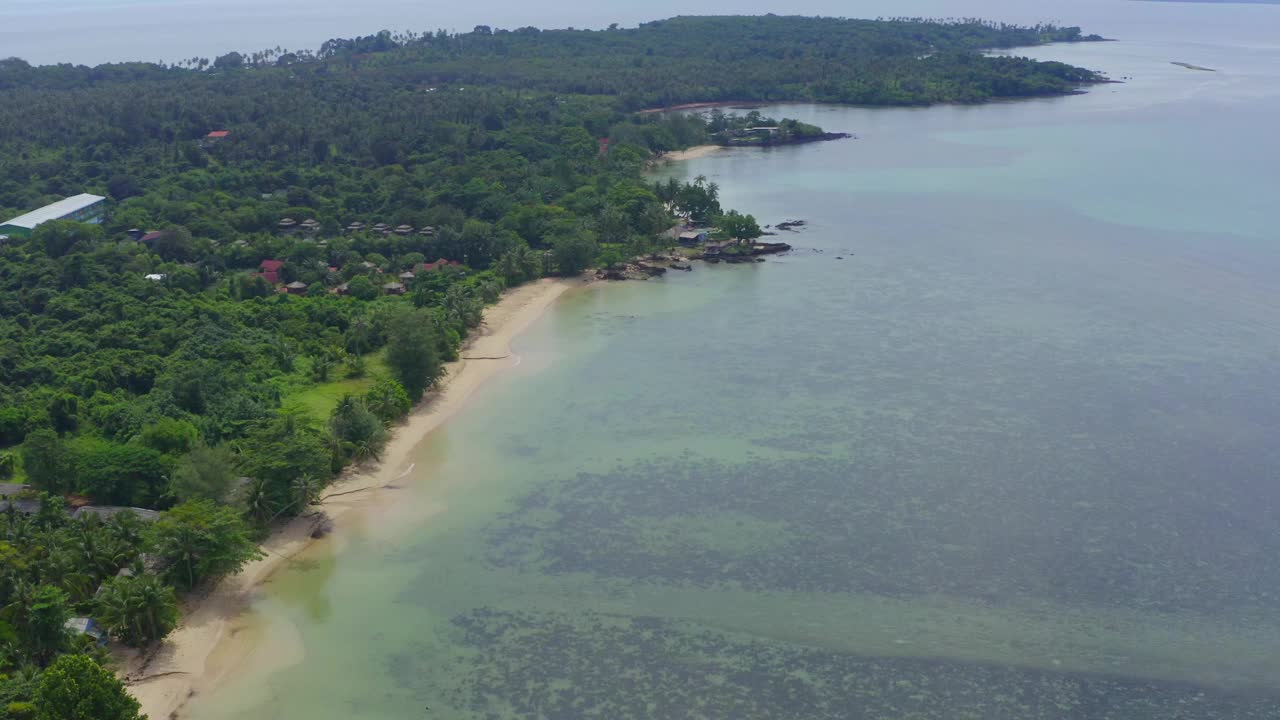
[0,193,106,239]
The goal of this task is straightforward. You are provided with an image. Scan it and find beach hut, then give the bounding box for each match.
[65,618,107,644]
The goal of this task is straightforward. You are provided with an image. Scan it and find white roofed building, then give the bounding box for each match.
[0,194,106,240]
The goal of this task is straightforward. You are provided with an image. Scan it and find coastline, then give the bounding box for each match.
[658,145,724,162]
[120,276,585,720]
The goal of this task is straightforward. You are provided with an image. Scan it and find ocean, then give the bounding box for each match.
[113,2,1280,718]
[4,0,1279,67]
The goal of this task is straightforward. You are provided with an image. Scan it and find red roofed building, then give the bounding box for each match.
[206,130,230,139]
[418,258,461,273]
[139,231,164,243]
[260,259,284,273]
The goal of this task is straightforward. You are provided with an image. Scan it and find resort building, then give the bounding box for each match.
[0,193,106,240]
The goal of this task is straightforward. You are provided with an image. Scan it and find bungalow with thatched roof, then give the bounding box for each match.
[394,224,414,236]
[278,217,298,232]
[382,281,406,295]
[346,221,366,233]
[284,281,308,295]
[418,226,435,237]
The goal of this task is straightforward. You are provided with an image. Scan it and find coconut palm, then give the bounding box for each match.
[94,574,178,647]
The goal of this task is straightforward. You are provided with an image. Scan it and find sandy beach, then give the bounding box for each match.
[659,145,724,162]
[121,277,583,720]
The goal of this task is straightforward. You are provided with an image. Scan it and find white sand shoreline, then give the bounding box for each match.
[659,144,724,162]
[121,276,585,720]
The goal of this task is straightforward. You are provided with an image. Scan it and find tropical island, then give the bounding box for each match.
[0,15,1106,718]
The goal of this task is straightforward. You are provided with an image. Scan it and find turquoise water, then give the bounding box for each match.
[191,20,1280,720]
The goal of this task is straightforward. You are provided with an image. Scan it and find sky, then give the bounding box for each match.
[1,0,1276,66]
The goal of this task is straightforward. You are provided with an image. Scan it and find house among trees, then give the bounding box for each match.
[284,281,309,295]
[418,226,436,237]
[64,617,106,644]
[278,217,298,233]
[300,218,321,234]
[419,258,461,272]
[257,258,284,284]
[679,230,708,245]
[200,130,230,150]
[346,221,366,233]
[394,224,414,236]
[382,281,406,295]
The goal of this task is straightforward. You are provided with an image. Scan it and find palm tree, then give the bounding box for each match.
[94,574,178,647]
[240,476,275,526]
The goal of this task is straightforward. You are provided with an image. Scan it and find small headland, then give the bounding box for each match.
[596,219,811,279]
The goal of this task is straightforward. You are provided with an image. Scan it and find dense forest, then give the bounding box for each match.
[0,15,1103,718]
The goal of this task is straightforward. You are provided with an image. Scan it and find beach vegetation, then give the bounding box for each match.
[92,574,179,647]
[32,654,142,720]
[147,500,262,592]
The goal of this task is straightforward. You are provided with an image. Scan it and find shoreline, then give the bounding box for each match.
[120,276,585,720]
[657,144,724,162]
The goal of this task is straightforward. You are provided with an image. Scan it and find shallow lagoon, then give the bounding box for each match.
[192,23,1280,720]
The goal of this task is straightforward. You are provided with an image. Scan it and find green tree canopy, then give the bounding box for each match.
[33,654,143,720]
[384,310,444,399]
[147,500,261,591]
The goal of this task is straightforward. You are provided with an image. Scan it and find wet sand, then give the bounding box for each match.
[121,277,584,720]
[659,145,725,162]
